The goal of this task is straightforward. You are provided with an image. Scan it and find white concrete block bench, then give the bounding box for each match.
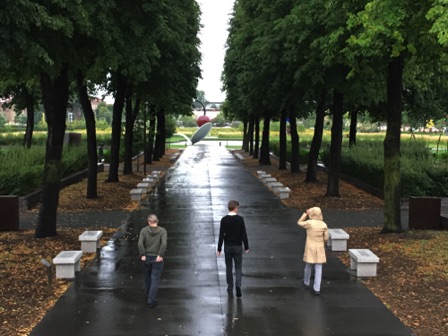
[256,170,266,178]
[235,153,244,160]
[327,228,350,251]
[264,177,277,187]
[53,250,83,279]
[130,188,146,201]
[170,153,180,162]
[349,249,380,277]
[261,174,272,183]
[137,182,151,192]
[79,230,103,253]
[270,182,284,192]
[142,177,156,187]
[275,187,290,199]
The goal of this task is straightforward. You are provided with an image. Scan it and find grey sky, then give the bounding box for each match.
[197,0,234,103]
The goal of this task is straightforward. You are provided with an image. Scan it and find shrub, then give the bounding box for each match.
[321,140,448,197]
[0,146,88,195]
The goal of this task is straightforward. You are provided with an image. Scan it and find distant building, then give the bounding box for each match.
[0,98,26,123]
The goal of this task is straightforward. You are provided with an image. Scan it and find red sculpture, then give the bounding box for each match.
[196,115,211,127]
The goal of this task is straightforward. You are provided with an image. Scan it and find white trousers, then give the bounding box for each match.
[304,263,323,292]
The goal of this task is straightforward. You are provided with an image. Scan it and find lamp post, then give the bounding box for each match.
[144,102,148,175]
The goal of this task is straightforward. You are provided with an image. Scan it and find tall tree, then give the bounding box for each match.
[346,0,447,232]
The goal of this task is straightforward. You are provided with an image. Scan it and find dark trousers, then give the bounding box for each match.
[143,256,164,304]
[224,245,243,290]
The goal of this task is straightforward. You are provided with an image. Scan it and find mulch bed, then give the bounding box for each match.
[235,149,448,336]
[0,148,447,336]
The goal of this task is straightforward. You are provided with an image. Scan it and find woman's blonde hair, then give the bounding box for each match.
[309,207,323,220]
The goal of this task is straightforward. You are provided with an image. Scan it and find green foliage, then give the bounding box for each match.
[321,140,448,196]
[0,146,88,195]
[0,113,6,127]
[179,115,197,127]
[270,140,309,164]
[66,120,86,131]
[165,115,177,139]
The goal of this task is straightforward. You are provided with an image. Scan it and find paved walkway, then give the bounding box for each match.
[29,144,414,336]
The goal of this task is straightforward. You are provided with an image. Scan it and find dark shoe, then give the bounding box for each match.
[148,301,159,308]
[313,290,320,296]
[236,286,242,298]
[302,280,309,289]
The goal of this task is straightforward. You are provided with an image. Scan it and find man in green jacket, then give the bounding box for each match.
[138,214,167,308]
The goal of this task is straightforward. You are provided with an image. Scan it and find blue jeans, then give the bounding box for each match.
[224,245,243,290]
[143,256,164,304]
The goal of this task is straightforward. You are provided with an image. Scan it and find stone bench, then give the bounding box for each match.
[142,177,156,186]
[256,170,266,178]
[349,249,380,277]
[235,153,244,160]
[130,188,146,201]
[264,177,277,187]
[53,250,83,279]
[137,182,151,192]
[269,182,284,193]
[170,153,180,162]
[261,174,272,183]
[327,228,350,251]
[275,187,290,199]
[146,173,160,180]
[79,230,103,253]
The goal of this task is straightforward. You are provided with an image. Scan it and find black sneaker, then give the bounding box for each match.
[313,290,320,296]
[148,301,159,308]
[236,286,242,298]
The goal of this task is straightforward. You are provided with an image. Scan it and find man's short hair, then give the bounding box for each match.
[228,200,239,211]
[147,214,159,223]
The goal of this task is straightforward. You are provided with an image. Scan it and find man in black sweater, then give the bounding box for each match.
[217,200,249,297]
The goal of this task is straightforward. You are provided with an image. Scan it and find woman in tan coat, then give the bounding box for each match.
[297,207,329,295]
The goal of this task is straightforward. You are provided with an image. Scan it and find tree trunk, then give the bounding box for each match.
[158,109,166,158]
[147,105,156,164]
[123,91,140,174]
[326,91,343,197]
[107,75,127,182]
[23,89,34,149]
[35,69,69,238]
[259,116,271,165]
[77,73,98,199]
[288,105,300,173]
[242,117,248,151]
[253,116,260,160]
[306,88,326,182]
[349,109,358,148]
[248,115,254,155]
[383,56,404,233]
[279,109,287,170]
[153,107,165,161]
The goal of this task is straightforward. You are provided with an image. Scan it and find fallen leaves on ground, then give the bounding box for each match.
[0,227,116,336]
[0,150,177,336]
[1,148,447,336]
[238,150,448,336]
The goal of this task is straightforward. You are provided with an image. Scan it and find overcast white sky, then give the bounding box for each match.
[197,0,234,103]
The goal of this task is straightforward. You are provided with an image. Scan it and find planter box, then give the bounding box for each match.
[409,197,441,230]
[0,196,19,231]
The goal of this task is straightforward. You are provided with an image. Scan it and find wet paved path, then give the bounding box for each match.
[30,144,414,336]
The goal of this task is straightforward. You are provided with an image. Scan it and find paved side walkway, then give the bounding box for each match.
[30,144,414,336]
